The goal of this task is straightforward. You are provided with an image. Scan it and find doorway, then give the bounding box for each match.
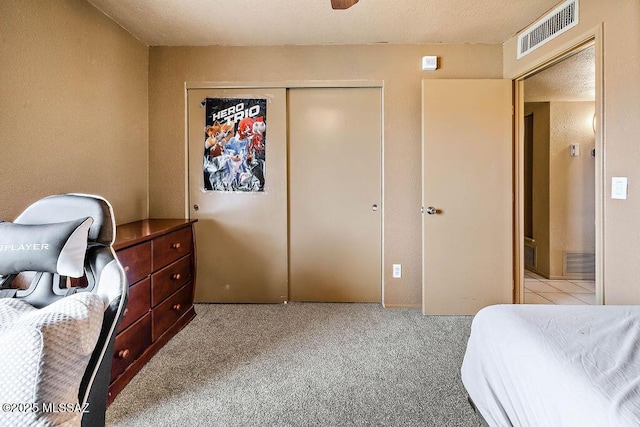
[518,43,599,305]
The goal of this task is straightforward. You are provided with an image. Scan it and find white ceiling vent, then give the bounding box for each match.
[517,0,579,59]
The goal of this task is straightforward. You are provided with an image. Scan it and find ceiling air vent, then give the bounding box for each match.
[517,0,579,59]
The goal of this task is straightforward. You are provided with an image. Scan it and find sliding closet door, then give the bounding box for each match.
[288,87,382,302]
[187,88,288,303]
[422,79,513,315]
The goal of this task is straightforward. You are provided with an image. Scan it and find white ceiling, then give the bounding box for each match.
[87,0,561,46]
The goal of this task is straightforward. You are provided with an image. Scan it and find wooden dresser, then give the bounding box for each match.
[108,219,197,405]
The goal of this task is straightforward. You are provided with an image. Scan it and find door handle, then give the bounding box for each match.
[372,204,379,211]
[425,206,437,215]
[193,204,199,211]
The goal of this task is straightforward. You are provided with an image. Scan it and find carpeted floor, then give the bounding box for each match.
[106,303,482,426]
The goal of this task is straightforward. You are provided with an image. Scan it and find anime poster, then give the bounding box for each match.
[202,98,267,192]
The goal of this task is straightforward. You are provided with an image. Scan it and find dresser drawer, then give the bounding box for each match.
[152,282,193,341]
[151,255,192,307]
[109,219,197,405]
[152,227,192,271]
[117,277,150,333]
[111,313,152,383]
[117,241,152,285]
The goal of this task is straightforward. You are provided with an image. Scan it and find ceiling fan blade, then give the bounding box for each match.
[331,0,359,10]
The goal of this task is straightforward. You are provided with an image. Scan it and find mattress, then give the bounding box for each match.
[461,304,640,427]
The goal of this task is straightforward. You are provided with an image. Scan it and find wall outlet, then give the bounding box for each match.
[392,264,402,279]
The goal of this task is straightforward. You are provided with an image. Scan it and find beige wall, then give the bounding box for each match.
[0,0,149,224]
[527,101,596,279]
[524,102,551,277]
[148,44,503,307]
[504,0,640,303]
[10,1,634,305]
[549,101,595,277]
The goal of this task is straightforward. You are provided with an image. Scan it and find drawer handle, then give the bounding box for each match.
[171,273,181,280]
[171,243,181,250]
[117,349,130,359]
[123,308,129,317]
[124,265,130,272]
[172,304,181,311]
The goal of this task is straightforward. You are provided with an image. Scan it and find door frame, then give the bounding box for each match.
[184,80,385,302]
[512,25,604,304]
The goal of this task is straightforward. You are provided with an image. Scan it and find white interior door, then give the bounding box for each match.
[288,87,382,302]
[188,88,287,303]
[422,79,513,315]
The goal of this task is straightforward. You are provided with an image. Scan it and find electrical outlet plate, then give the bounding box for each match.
[392,264,402,278]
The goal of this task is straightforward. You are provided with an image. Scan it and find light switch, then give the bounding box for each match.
[612,177,628,200]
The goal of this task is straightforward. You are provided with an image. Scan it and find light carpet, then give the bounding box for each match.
[106,303,481,426]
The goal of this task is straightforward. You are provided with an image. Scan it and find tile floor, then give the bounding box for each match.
[524,270,596,305]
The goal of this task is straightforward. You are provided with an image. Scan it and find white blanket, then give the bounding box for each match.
[0,293,104,427]
[461,304,640,427]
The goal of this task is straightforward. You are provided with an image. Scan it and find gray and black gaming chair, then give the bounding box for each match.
[1,194,128,427]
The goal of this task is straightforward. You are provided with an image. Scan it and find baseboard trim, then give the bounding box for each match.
[382,303,421,309]
[548,275,595,281]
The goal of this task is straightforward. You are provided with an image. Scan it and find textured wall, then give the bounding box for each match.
[0,0,149,224]
[504,0,640,304]
[148,44,503,307]
[525,102,596,279]
[549,102,596,278]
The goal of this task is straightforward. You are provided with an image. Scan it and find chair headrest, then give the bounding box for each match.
[14,194,115,246]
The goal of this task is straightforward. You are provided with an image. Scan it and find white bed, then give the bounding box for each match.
[461,304,640,426]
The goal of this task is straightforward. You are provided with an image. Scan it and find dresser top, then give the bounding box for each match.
[114,218,196,250]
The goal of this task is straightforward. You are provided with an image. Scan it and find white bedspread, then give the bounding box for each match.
[461,304,640,427]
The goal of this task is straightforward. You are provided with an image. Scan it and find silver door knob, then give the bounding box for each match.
[426,206,437,215]
[372,204,378,211]
[193,204,199,211]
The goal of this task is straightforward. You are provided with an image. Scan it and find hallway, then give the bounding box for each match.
[524,270,595,305]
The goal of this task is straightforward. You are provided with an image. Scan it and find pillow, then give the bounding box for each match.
[0,217,93,278]
[0,293,104,426]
